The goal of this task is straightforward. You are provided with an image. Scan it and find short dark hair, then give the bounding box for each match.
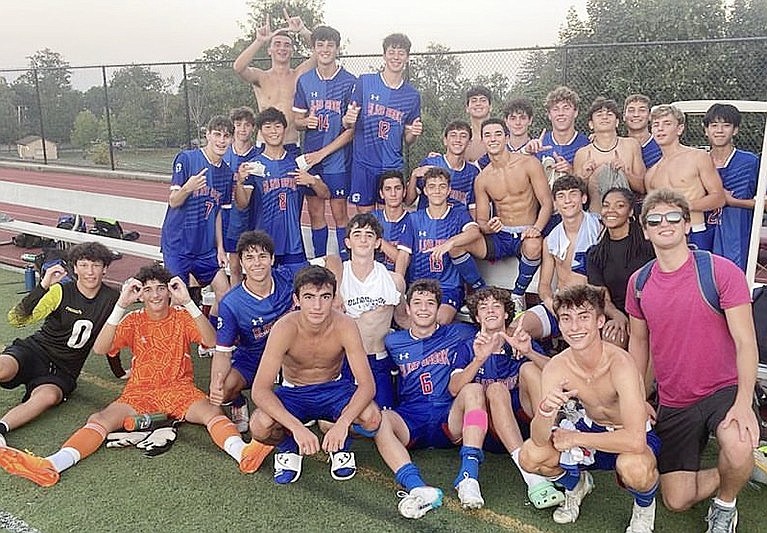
[383,33,411,53]
[465,286,515,327]
[230,106,255,124]
[311,25,341,46]
[624,93,651,110]
[444,120,472,139]
[406,278,442,304]
[480,117,509,136]
[207,115,234,135]
[236,230,275,259]
[68,242,114,267]
[553,284,606,318]
[503,97,534,119]
[466,86,492,106]
[423,166,451,187]
[255,107,287,129]
[552,174,587,197]
[377,169,405,192]
[588,97,622,121]
[135,264,172,285]
[345,213,383,239]
[293,265,336,298]
[702,103,742,128]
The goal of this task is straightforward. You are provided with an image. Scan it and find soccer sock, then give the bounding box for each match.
[335,228,348,260]
[510,448,549,489]
[451,253,486,289]
[277,435,299,454]
[554,464,581,491]
[51,421,108,471]
[312,226,328,258]
[513,254,541,295]
[628,481,658,508]
[351,422,378,438]
[394,462,427,491]
[231,393,246,408]
[455,445,485,486]
[207,415,244,461]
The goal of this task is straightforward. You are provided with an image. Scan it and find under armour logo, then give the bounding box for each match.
[397,352,410,360]
[418,230,427,237]
[252,317,264,326]
[310,91,318,98]
[370,94,380,101]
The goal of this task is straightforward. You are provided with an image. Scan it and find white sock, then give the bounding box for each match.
[713,497,736,509]
[46,447,80,473]
[511,447,549,488]
[224,435,245,462]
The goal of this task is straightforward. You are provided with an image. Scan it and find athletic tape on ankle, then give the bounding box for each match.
[463,409,488,430]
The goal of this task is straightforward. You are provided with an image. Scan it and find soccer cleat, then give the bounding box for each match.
[510,293,527,317]
[239,441,273,474]
[397,486,444,519]
[329,451,356,481]
[751,447,767,485]
[229,401,250,434]
[0,446,59,487]
[552,471,594,524]
[705,501,738,533]
[625,499,656,533]
[455,473,484,509]
[273,452,303,484]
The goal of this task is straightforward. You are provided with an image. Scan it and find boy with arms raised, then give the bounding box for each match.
[0,266,268,486]
[521,285,660,532]
[250,266,380,484]
[293,25,356,259]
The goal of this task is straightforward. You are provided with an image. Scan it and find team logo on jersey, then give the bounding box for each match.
[251,317,264,326]
[310,91,318,98]
[418,230,427,237]
[397,352,410,361]
[248,161,266,177]
[370,94,380,101]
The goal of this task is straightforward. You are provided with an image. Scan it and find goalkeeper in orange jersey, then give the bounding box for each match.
[0,264,270,487]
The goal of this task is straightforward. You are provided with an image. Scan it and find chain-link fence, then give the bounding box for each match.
[1,36,764,175]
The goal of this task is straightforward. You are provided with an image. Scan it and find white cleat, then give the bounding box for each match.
[553,471,594,524]
[456,474,484,509]
[397,486,444,519]
[625,499,656,533]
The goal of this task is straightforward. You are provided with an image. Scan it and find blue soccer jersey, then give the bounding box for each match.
[372,209,415,271]
[711,149,759,271]
[244,153,308,259]
[222,144,260,252]
[536,131,590,165]
[161,149,233,256]
[386,322,477,406]
[216,266,296,369]
[407,205,478,289]
[452,338,529,391]
[350,73,421,170]
[293,66,357,176]
[641,136,662,169]
[415,155,479,210]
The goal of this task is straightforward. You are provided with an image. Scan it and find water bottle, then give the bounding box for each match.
[24,265,36,291]
[123,413,168,431]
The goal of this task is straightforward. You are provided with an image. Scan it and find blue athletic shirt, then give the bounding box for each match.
[710,149,759,271]
[386,322,477,406]
[641,136,662,169]
[535,131,590,165]
[350,73,421,170]
[415,155,479,210]
[407,205,478,289]
[244,152,308,258]
[216,266,296,364]
[223,144,260,248]
[372,209,415,271]
[453,337,530,391]
[161,148,233,256]
[293,66,357,175]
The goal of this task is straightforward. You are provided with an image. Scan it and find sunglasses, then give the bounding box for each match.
[645,211,685,227]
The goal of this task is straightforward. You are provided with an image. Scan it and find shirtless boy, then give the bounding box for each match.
[250,266,380,484]
[645,104,725,251]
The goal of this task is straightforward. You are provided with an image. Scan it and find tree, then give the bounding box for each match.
[70,110,100,148]
[244,0,325,57]
[0,78,20,145]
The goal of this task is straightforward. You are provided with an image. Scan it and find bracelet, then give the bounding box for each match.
[537,400,557,418]
[107,304,126,326]
[184,300,203,319]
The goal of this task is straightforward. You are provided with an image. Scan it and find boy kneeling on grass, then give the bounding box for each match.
[0,265,270,487]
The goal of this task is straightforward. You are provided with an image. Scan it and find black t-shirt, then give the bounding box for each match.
[587,236,655,313]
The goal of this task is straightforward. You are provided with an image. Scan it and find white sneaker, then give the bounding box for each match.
[510,293,527,316]
[705,501,738,533]
[456,474,484,509]
[229,401,249,434]
[625,499,655,533]
[552,471,594,524]
[397,486,444,519]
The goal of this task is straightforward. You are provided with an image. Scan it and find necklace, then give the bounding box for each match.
[592,137,619,153]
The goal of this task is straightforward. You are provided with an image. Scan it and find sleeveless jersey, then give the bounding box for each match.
[339,261,400,319]
[641,136,662,169]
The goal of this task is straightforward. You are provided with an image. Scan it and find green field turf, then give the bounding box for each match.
[0,267,763,532]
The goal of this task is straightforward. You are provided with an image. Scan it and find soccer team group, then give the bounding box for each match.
[0,13,763,532]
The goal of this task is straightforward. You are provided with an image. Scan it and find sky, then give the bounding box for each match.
[1,0,588,69]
